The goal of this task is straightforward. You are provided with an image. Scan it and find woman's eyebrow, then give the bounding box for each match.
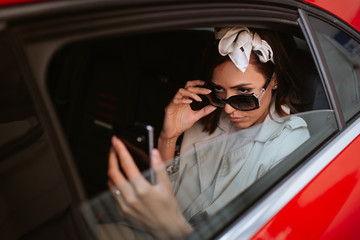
[230,83,253,89]
[210,82,253,89]
[210,82,223,88]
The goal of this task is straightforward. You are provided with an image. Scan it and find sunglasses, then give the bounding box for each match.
[191,78,271,111]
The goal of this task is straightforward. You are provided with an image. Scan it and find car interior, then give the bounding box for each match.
[46,27,329,197]
[44,25,337,239]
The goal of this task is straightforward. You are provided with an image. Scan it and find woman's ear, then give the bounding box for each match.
[273,82,278,90]
[271,74,278,90]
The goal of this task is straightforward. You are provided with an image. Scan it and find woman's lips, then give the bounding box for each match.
[229,116,247,123]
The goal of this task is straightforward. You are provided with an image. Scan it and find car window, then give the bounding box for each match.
[79,111,338,240]
[310,17,360,122]
[46,27,339,239]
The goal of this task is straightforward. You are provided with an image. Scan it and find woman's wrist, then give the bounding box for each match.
[157,132,178,161]
[158,130,179,142]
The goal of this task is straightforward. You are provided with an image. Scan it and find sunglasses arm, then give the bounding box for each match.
[255,88,266,102]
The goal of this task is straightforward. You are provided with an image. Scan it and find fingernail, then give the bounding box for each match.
[152,149,160,157]
[152,149,162,165]
[112,136,119,145]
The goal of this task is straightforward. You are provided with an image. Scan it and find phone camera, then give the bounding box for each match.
[136,136,145,143]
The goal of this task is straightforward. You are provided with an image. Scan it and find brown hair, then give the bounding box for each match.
[199,28,305,134]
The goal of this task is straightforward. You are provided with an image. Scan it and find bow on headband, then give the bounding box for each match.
[215,27,274,72]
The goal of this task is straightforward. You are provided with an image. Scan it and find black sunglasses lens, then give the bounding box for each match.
[190,94,211,111]
[229,95,259,111]
[207,93,225,107]
[207,92,260,111]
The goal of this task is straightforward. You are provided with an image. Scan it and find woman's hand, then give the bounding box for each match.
[108,136,193,239]
[160,80,216,140]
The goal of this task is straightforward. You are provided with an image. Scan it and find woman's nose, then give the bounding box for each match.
[224,103,236,114]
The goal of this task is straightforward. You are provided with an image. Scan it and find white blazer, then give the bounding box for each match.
[169,108,310,223]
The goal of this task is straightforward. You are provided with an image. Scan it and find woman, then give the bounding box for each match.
[108,27,310,239]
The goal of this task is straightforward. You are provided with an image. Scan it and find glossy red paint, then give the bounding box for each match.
[251,134,360,240]
[0,0,43,7]
[301,0,360,31]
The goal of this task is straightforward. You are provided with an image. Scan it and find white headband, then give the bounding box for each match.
[215,27,274,72]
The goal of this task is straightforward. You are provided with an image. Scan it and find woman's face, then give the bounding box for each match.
[211,60,276,129]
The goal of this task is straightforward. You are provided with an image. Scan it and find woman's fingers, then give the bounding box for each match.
[108,148,147,217]
[173,80,211,102]
[108,144,143,212]
[173,98,193,104]
[186,86,212,95]
[177,88,202,102]
[184,80,205,88]
[194,105,217,119]
[108,148,127,186]
[110,180,145,221]
[111,136,141,179]
[151,149,172,189]
[173,87,211,104]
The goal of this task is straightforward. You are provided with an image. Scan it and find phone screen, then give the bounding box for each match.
[114,122,154,180]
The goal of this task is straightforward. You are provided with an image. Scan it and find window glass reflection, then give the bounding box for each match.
[311,17,360,121]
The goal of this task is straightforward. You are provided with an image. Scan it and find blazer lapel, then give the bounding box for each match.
[193,113,232,193]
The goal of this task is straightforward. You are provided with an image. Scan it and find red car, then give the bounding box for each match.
[1,0,359,239]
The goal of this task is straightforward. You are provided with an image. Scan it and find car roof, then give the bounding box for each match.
[0,0,359,32]
[300,0,360,31]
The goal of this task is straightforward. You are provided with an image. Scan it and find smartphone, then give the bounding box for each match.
[114,121,154,182]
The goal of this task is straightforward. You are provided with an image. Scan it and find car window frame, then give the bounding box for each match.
[303,12,360,125]
[299,9,347,129]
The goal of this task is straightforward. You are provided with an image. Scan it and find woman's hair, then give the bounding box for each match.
[199,28,306,134]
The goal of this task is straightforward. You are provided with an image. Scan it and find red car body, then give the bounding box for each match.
[252,136,360,239]
[250,2,360,239]
[1,0,359,239]
[302,0,360,31]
